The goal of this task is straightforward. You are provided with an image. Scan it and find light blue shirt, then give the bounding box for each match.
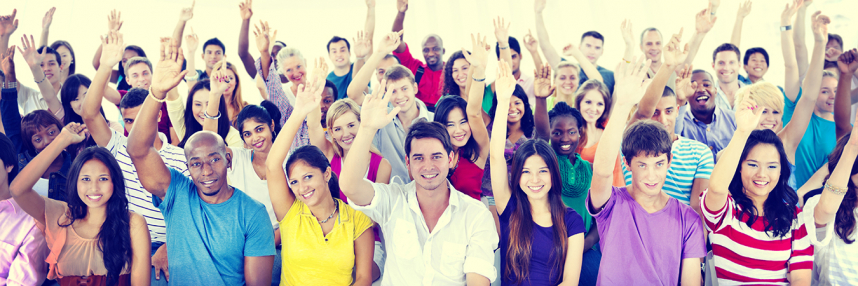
[783,91,837,189]
[372,99,434,184]
[713,79,747,111]
[676,105,737,159]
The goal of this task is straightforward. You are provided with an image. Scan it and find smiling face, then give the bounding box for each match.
[320,87,336,126]
[240,118,274,153]
[651,96,678,138]
[406,138,453,191]
[328,40,351,69]
[519,155,552,201]
[688,72,717,115]
[387,78,418,113]
[507,95,526,124]
[580,36,604,64]
[376,57,398,83]
[126,62,152,89]
[202,45,224,70]
[739,144,781,202]
[41,52,62,86]
[713,50,741,84]
[550,116,581,156]
[191,89,211,126]
[77,159,114,208]
[71,85,87,116]
[578,90,606,124]
[281,56,306,84]
[627,153,670,196]
[744,52,768,80]
[185,136,231,197]
[756,104,782,132]
[556,66,579,96]
[451,58,470,88]
[444,107,471,148]
[31,124,61,153]
[331,111,360,152]
[422,36,444,68]
[640,30,662,63]
[55,45,73,75]
[288,161,332,206]
[817,77,837,113]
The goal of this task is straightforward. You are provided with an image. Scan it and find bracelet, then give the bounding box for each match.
[184,72,200,81]
[780,25,792,31]
[203,110,222,120]
[2,81,16,89]
[500,46,510,50]
[148,89,168,103]
[824,181,848,195]
[473,77,486,82]
[355,56,367,61]
[34,72,47,84]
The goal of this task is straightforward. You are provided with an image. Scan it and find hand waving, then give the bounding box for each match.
[461,33,489,69]
[523,30,539,53]
[309,57,329,87]
[663,28,689,67]
[397,0,408,13]
[562,43,582,58]
[534,63,555,99]
[100,31,125,68]
[179,0,195,21]
[107,9,123,32]
[18,35,45,68]
[495,60,517,102]
[239,0,253,20]
[781,0,803,26]
[210,58,230,96]
[734,97,763,132]
[42,7,56,30]
[61,122,88,145]
[353,30,372,59]
[360,79,400,130]
[493,17,510,44]
[294,74,323,116]
[810,11,830,42]
[0,9,18,37]
[620,19,634,45]
[613,56,653,107]
[695,7,718,34]
[377,31,402,54]
[253,20,273,54]
[151,38,189,96]
[185,27,199,54]
[675,64,697,103]
[1,47,15,80]
[838,49,858,74]
[736,0,752,18]
[534,0,546,13]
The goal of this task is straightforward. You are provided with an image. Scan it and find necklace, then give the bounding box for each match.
[318,200,339,224]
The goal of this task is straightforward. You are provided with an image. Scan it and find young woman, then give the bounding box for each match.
[0,106,71,201]
[267,76,374,285]
[442,50,471,97]
[50,40,75,83]
[574,79,624,187]
[547,62,580,110]
[10,123,150,285]
[165,79,242,147]
[60,74,123,155]
[492,59,585,286]
[703,98,813,285]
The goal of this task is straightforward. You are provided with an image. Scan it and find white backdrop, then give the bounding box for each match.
[6,0,856,120]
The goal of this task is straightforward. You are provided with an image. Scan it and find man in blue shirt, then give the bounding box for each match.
[676,70,737,158]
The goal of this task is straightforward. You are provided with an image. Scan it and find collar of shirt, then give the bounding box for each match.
[392,99,433,126]
[406,180,461,218]
[0,198,19,214]
[715,79,746,111]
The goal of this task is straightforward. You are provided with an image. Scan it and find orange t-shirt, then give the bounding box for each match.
[579,140,626,187]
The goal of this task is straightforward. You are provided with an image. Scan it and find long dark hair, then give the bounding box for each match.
[505,139,568,284]
[62,74,108,154]
[236,104,278,143]
[434,95,479,162]
[179,80,231,148]
[50,40,76,74]
[826,133,858,243]
[442,50,468,96]
[728,130,797,237]
[490,85,534,138]
[59,147,131,286]
[284,145,340,200]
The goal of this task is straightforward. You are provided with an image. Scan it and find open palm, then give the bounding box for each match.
[734,98,763,132]
[151,39,188,95]
[533,64,554,99]
[0,10,17,37]
[100,32,125,68]
[18,35,44,67]
[462,33,488,68]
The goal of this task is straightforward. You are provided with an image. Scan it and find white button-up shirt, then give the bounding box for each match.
[351,180,498,286]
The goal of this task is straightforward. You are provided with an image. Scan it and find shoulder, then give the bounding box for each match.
[674,198,703,220]
[128,212,148,231]
[564,207,586,232]
[676,137,713,154]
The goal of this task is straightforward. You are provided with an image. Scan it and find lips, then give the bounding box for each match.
[291,74,304,82]
[452,133,467,142]
[301,190,315,199]
[200,179,217,188]
[527,185,545,193]
[420,174,439,180]
[252,140,265,149]
[86,194,104,202]
[642,182,658,189]
[560,144,572,151]
[339,136,354,145]
[752,180,769,188]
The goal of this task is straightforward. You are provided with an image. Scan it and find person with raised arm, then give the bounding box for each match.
[702,96,813,285]
[187,31,248,127]
[587,56,705,285]
[11,123,151,285]
[534,0,613,94]
[730,1,774,86]
[236,0,288,83]
[491,17,537,105]
[675,66,737,157]
[127,37,274,286]
[628,31,715,218]
[16,35,63,119]
[346,31,402,106]
[391,0,445,111]
[38,7,87,93]
[340,62,497,285]
[326,0,376,100]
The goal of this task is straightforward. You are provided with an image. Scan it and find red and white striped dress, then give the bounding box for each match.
[702,191,814,285]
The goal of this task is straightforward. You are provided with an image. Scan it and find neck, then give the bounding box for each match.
[458,85,468,97]
[415,183,451,213]
[507,120,523,135]
[650,60,662,73]
[814,107,835,121]
[398,105,421,127]
[748,74,762,83]
[253,148,270,164]
[529,195,552,215]
[720,80,740,100]
[84,206,108,225]
[691,109,715,124]
[746,190,768,215]
[307,195,338,222]
[629,185,670,213]
[513,70,521,80]
[51,82,62,94]
[556,92,575,104]
[199,185,235,204]
[334,64,351,75]
[428,62,443,71]
[205,67,213,76]
[586,120,599,131]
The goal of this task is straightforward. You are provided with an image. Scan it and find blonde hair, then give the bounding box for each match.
[555,62,580,76]
[225,62,248,126]
[822,70,839,80]
[325,98,381,158]
[733,81,784,115]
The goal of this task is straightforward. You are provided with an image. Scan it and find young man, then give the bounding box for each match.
[711,43,745,110]
[0,133,49,286]
[494,37,536,104]
[122,57,176,144]
[83,32,189,284]
[346,32,402,106]
[392,0,445,111]
[340,86,497,285]
[675,69,737,157]
[128,39,274,286]
[327,1,376,100]
[186,38,225,82]
[588,58,706,285]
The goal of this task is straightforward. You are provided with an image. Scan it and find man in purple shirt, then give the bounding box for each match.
[588,59,706,285]
[0,133,49,286]
[676,70,737,157]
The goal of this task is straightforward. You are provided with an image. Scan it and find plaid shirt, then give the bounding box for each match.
[255,57,309,151]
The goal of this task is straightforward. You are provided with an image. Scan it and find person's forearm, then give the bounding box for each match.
[1,88,23,152]
[797,164,830,205]
[392,11,406,53]
[172,19,188,47]
[28,65,61,117]
[267,105,307,176]
[0,36,10,57]
[835,72,853,138]
[499,40,512,70]
[795,7,810,81]
[306,105,329,153]
[710,130,752,195]
[259,51,272,80]
[799,33,826,108]
[82,65,115,146]
[202,92,222,133]
[127,92,164,157]
[730,16,745,48]
[593,105,633,178]
[634,62,674,121]
[92,44,103,69]
[572,52,604,82]
[534,12,561,69]
[682,32,706,68]
[529,49,544,71]
[815,145,857,225]
[534,97,550,141]
[39,27,50,49]
[348,52,386,105]
[11,133,70,197]
[364,4,376,42]
[341,127,376,194]
[238,19,257,78]
[185,52,197,87]
[782,27,801,102]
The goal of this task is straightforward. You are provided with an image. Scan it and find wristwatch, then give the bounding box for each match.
[780,25,792,31]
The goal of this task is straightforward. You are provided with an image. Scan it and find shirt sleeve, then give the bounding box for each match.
[588,186,618,218]
[801,195,835,247]
[349,181,398,224]
[700,191,732,233]
[789,208,815,271]
[242,204,276,257]
[225,127,244,148]
[462,204,499,283]
[565,208,587,237]
[104,129,126,156]
[350,205,374,241]
[1,88,24,154]
[165,97,186,139]
[681,208,707,259]
[392,43,421,72]
[153,168,188,214]
[5,223,49,286]
[694,143,715,179]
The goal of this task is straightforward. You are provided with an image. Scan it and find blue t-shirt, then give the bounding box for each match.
[153,168,275,286]
[326,63,354,100]
[499,193,585,285]
[579,65,615,95]
[782,89,836,189]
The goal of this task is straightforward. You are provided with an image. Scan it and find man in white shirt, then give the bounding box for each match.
[341,87,498,286]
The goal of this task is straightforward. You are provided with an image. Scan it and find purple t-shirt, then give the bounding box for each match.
[500,192,586,285]
[587,186,706,285]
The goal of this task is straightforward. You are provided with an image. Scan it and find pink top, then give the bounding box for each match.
[0,198,49,285]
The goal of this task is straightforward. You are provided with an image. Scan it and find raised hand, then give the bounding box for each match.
[522,30,539,53]
[294,75,323,116]
[42,7,56,30]
[151,38,189,96]
[309,57,329,87]
[663,28,689,67]
[253,20,272,53]
[534,0,546,13]
[709,0,720,8]
[18,35,45,68]
[461,33,489,69]
[495,60,516,102]
[100,31,125,68]
[620,19,634,45]
[377,31,402,54]
[0,9,18,37]
[810,11,830,41]
[561,43,583,58]
[838,49,858,74]
[397,0,408,13]
[534,63,555,99]
[366,0,376,8]
[801,0,813,8]
[736,0,752,18]
[781,0,803,25]
[179,0,195,21]
[734,98,763,132]
[493,16,510,44]
[61,122,88,145]
[210,58,230,95]
[361,79,400,130]
[239,0,253,20]
[185,27,199,54]
[353,30,372,59]
[675,64,697,103]
[0,47,14,80]
[613,56,653,107]
[695,7,718,34]
[107,9,123,32]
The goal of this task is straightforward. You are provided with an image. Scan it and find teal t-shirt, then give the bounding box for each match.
[154,168,275,286]
[782,89,836,189]
[326,63,354,100]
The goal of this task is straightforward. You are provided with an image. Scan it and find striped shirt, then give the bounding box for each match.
[702,191,814,285]
[105,129,189,243]
[255,57,309,151]
[623,136,714,205]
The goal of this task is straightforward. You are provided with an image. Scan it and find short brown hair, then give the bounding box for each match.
[383,64,415,84]
[21,110,64,154]
[621,119,672,165]
[124,56,152,75]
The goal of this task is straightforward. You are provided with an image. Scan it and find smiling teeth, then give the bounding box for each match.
[561,145,571,150]
[87,195,102,200]
[528,186,543,191]
[696,96,709,101]
[753,181,768,185]
[302,190,314,198]
[422,174,438,179]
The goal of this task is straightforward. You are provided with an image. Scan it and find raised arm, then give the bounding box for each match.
[730,1,752,48]
[705,98,763,211]
[634,30,687,122]
[307,61,334,159]
[620,19,636,63]
[490,60,517,214]
[237,0,257,78]
[533,63,553,141]
[0,47,15,136]
[10,123,86,226]
[681,7,717,73]
[392,0,407,53]
[127,39,189,200]
[814,115,858,226]
[0,9,18,57]
[461,34,491,167]
[562,44,604,82]
[494,17,512,68]
[347,31,401,105]
[203,59,229,133]
[781,13,829,162]
[589,57,651,211]
[341,80,399,206]
[534,0,561,69]
[794,0,810,81]
[84,32,125,147]
[184,28,200,88]
[835,50,858,138]
[92,9,123,83]
[253,20,273,80]
[173,0,194,47]
[18,35,61,118]
[38,7,55,48]
[781,0,803,103]
[522,30,544,71]
[353,0,377,74]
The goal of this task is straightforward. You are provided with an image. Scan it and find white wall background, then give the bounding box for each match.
[7,0,856,120]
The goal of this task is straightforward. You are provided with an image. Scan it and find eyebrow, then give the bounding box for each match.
[746,159,779,164]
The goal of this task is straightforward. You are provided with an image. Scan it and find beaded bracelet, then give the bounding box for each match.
[148,89,168,103]
[824,181,848,195]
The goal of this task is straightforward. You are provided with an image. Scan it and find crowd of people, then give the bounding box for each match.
[1,0,858,285]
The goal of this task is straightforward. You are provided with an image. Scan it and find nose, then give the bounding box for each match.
[200,162,214,176]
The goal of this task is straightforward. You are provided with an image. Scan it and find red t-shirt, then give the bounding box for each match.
[393,43,444,106]
[118,90,174,143]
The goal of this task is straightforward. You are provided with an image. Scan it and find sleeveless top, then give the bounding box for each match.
[331,152,383,201]
[450,149,484,200]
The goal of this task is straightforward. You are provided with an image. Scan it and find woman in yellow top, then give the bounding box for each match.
[266,70,375,285]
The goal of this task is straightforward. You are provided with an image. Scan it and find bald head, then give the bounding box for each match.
[421,34,445,69]
[184,131,227,159]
